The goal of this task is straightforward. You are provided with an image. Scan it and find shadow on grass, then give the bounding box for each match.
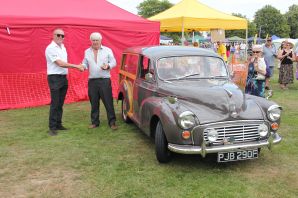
[131,126,255,170]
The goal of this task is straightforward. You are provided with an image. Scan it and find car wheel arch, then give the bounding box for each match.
[117,92,123,101]
[150,115,160,139]
[145,101,177,141]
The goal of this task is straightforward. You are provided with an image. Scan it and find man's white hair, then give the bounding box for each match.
[90,32,102,40]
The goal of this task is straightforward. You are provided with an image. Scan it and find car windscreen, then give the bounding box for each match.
[157,56,228,81]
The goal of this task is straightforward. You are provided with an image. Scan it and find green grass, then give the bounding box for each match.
[0,72,298,197]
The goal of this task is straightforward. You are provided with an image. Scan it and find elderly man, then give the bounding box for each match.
[263,37,277,90]
[82,32,118,130]
[45,28,84,136]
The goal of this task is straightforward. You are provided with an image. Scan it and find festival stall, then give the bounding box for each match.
[0,0,160,109]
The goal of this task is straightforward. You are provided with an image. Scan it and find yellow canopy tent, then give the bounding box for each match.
[148,0,247,32]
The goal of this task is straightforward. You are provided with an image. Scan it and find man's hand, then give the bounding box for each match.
[77,64,85,72]
[101,63,110,70]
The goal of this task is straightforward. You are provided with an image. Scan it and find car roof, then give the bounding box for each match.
[123,45,221,60]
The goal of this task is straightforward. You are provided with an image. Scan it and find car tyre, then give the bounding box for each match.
[121,97,131,123]
[155,121,171,163]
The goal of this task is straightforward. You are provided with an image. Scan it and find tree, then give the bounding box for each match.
[137,0,173,18]
[254,5,290,38]
[225,13,257,38]
[285,4,298,38]
[137,0,181,43]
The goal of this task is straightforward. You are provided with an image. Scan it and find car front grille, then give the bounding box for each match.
[203,124,260,145]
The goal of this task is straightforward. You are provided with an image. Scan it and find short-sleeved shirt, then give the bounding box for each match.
[263,45,277,67]
[217,44,227,62]
[82,45,116,79]
[45,41,68,75]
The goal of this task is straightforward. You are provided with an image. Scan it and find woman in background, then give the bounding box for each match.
[245,45,268,97]
[278,41,295,89]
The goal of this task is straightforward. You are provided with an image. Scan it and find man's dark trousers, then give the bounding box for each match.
[48,75,68,130]
[88,78,116,127]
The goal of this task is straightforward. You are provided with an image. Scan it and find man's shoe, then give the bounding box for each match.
[110,124,118,130]
[48,129,57,136]
[57,126,68,130]
[88,124,99,129]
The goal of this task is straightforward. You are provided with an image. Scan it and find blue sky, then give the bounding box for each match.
[108,0,297,20]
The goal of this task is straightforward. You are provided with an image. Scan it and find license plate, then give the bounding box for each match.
[217,149,258,162]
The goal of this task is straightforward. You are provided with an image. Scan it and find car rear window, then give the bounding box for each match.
[123,54,139,75]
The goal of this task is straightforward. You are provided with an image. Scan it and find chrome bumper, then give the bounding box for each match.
[168,132,282,156]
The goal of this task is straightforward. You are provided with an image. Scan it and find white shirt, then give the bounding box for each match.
[255,57,266,80]
[240,43,246,50]
[45,41,68,75]
[82,45,116,79]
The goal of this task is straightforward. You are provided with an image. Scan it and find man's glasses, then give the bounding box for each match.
[252,51,261,54]
[55,34,65,38]
[267,40,272,42]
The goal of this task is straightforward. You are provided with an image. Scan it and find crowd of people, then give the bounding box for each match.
[244,37,297,98]
[45,28,118,136]
[208,37,298,98]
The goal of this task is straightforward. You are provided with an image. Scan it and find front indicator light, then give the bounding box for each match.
[182,131,191,139]
[271,123,279,131]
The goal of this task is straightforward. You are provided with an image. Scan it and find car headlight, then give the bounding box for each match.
[205,128,218,142]
[258,123,269,137]
[178,111,196,129]
[267,105,281,122]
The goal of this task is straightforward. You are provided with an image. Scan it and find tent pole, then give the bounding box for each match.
[181,17,184,46]
[245,28,248,60]
[192,31,194,43]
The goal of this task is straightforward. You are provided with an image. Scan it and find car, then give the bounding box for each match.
[117,46,282,163]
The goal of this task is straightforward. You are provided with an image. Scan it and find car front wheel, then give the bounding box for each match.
[155,121,171,163]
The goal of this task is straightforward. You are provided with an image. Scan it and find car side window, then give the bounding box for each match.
[123,54,139,75]
[139,56,149,79]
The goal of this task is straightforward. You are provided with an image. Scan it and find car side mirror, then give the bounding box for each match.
[145,73,153,81]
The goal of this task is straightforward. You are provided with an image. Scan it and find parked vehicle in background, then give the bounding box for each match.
[118,46,282,163]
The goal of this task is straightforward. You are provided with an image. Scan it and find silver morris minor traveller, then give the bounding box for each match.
[117,46,282,163]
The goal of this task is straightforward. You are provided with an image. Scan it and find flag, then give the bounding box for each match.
[254,34,258,44]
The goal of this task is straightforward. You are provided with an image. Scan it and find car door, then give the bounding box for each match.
[133,55,157,126]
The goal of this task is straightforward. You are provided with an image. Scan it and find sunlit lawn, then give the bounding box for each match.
[0,70,297,197]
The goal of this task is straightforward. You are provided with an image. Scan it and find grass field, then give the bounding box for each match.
[0,74,298,198]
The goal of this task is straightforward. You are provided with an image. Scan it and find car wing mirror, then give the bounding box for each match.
[145,73,153,81]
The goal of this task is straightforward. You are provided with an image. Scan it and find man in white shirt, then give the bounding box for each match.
[263,37,277,90]
[240,42,246,59]
[45,28,84,136]
[82,32,118,130]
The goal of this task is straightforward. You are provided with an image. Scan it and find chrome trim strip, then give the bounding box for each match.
[196,120,265,127]
[168,133,282,155]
